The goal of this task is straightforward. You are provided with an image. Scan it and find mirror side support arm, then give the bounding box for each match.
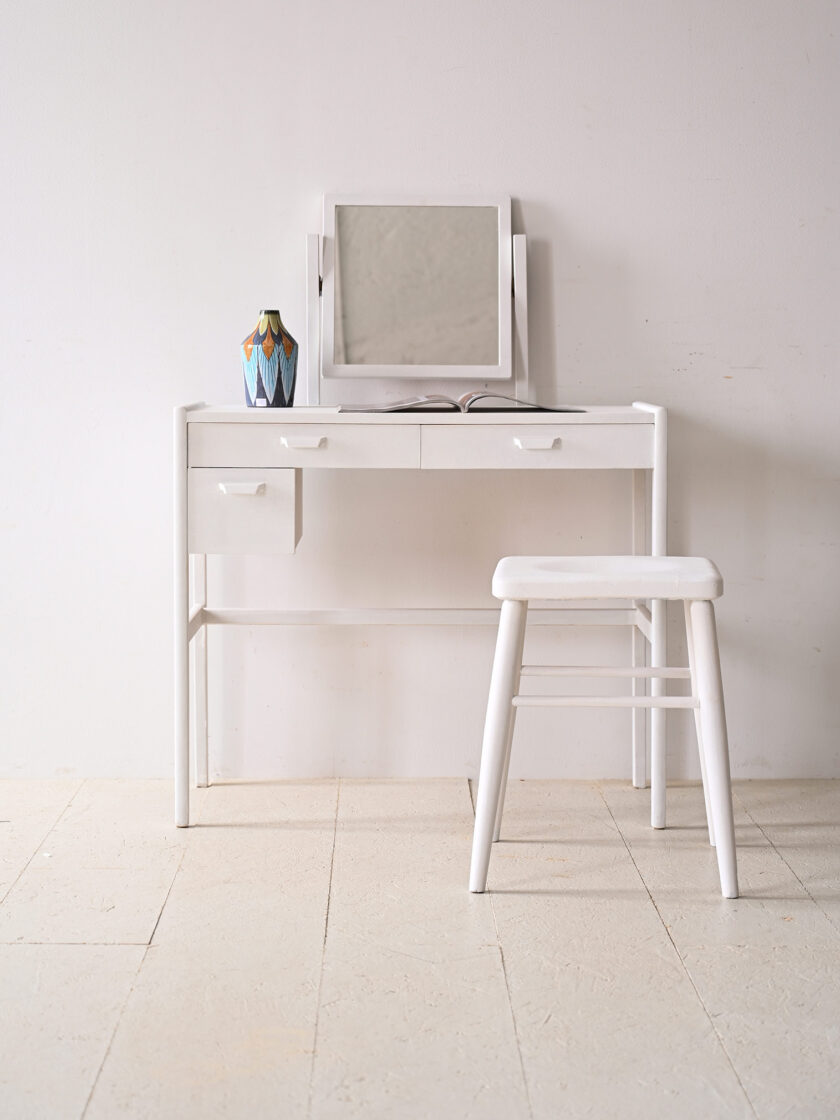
[512,233,529,400]
[304,232,322,406]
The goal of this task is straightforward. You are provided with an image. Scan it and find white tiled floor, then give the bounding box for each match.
[1,779,838,1119]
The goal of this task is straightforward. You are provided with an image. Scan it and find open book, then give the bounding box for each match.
[341,392,576,414]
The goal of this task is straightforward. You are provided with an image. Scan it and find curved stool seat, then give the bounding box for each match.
[493,555,723,603]
[470,555,739,899]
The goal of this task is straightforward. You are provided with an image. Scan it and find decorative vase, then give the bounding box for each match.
[241,310,298,407]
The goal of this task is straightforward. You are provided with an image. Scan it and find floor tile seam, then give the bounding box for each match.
[306,776,341,1120]
[78,939,150,1120]
[470,777,533,1119]
[735,796,840,940]
[488,895,535,1118]
[596,784,759,1119]
[0,778,87,907]
[77,786,220,1116]
[146,840,191,948]
[142,780,219,948]
[0,940,150,947]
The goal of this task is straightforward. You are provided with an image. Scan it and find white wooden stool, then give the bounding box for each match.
[469,556,739,899]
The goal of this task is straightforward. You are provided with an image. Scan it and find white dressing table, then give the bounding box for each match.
[174,402,667,826]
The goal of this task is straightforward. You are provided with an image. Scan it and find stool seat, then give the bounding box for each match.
[492,555,723,603]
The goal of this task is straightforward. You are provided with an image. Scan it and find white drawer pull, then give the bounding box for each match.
[218,481,266,496]
[513,436,561,451]
[280,435,326,450]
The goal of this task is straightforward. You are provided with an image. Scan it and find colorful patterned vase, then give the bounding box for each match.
[241,310,298,407]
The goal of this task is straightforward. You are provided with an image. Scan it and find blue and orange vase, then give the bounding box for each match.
[241,310,298,407]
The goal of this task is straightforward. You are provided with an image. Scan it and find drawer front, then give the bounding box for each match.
[421,424,654,470]
[188,423,420,468]
[188,468,302,554]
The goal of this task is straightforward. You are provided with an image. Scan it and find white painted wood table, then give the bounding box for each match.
[173,403,667,827]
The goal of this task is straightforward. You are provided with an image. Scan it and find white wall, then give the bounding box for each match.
[1,1,837,780]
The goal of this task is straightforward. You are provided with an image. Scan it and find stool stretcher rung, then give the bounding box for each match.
[520,665,690,679]
[635,603,652,626]
[635,608,653,642]
[512,695,699,709]
[187,605,204,643]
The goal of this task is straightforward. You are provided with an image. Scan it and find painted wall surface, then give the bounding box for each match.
[1,1,838,779]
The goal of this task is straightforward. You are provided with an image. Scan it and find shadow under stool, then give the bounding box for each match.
[469,555,739,899]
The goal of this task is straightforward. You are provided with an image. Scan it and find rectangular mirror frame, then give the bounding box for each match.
[321,194,512,381]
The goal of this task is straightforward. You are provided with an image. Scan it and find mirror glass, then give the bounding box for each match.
[332,204,500,367]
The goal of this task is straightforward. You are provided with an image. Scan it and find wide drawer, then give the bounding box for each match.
[188,468,302,554]
[188,422,420,468]
[421,423,654,470]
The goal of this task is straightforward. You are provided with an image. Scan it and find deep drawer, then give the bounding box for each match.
[420,423,654,470]
[188,422,420,468]
[188,468,302,554]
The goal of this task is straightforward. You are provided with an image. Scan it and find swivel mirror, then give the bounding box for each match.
[320,196,513,382]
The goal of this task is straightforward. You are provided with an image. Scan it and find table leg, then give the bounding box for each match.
[631,469,648,788]
[644,404,668,828]
[174,407,190,827]
[650,598,667,828]
[191,555,209,788]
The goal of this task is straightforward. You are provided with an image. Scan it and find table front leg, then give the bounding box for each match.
[191,555,209,788]
[175,589,191,826]
[650,405,668,828]
[635,404,668,829]
[174,406,190,826]
[631,468,648,788]
[650,599,667,828]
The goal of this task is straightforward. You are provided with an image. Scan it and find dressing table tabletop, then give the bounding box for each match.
[184,404,652,424]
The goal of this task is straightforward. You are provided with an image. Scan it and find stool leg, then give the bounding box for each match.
[492,715,516,843]
[470,599,528,892]
[492,617,527,842]
[684,601,715,847]
[690,600,738,899]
